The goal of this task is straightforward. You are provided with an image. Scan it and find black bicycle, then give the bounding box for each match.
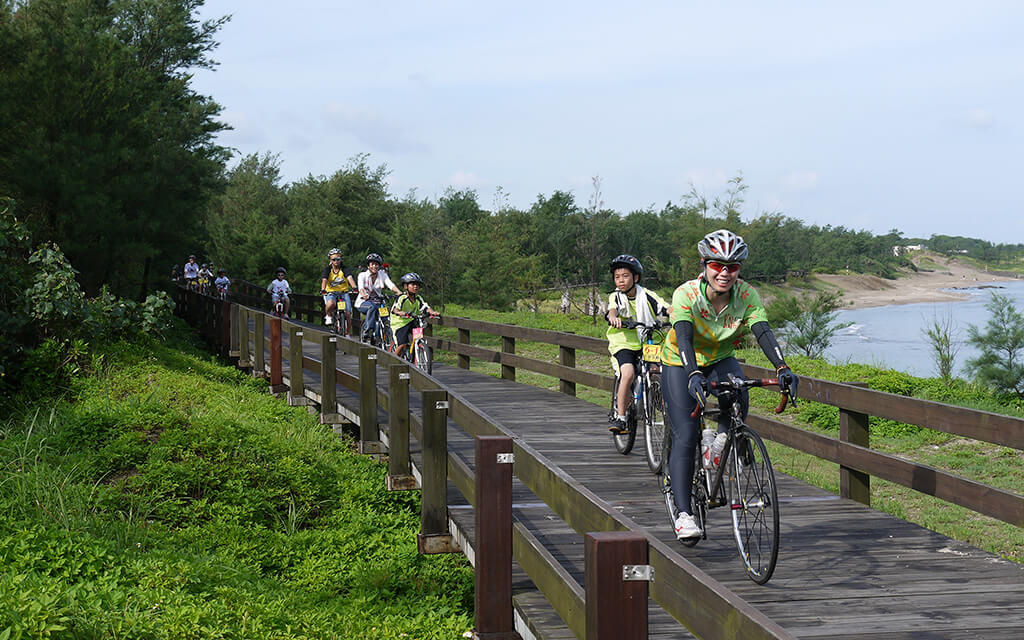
[365,294,395,351]
[660,374,795,584]
[609,320,669,470]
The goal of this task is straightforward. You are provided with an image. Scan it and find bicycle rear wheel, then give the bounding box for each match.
[413,339,432,374]
[729,426,780,584]
[643,373,667,473]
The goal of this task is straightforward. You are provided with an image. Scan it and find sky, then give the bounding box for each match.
[191,1,1024,244]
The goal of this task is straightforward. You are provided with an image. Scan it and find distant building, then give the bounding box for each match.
[892,244,925,256]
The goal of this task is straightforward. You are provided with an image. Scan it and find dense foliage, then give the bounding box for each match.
[0,336,473,638]
[0,0,229,298]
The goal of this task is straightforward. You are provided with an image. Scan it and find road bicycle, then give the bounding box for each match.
[394,312,438,374]
[660,373,795,584]
[609,320,669,470]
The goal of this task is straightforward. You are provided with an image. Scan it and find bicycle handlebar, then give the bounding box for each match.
[689,376,796,418]
[617,319,671,330]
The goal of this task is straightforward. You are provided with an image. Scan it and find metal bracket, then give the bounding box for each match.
[329,337,337,343]
[496,453,515,464]
[623,565,654,582]
[399,372,411,380]
[367,354,378,360]
[295,331,303,337]
[435,401,450,410]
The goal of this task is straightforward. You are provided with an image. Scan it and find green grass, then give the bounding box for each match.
[0,332,473,639]
[428,307,1024,564]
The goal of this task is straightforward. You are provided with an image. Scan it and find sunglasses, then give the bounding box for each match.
[706,261,741,274]
[331,257,342,262]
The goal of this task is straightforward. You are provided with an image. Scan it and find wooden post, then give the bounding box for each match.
[269,317,284,392]
[473,436,518,640]
[501,336,516,381]
[458,328,471,369]
[418,388,459,554]
[253,312,266,378]
[840,383,871,506]
[238,307,251,370]
[584,531,648,640]
[288,326,306,406]
[229,303,240,358]
[320,335,340,424]
[387,364,417,491]
[358,347,382,454]
[559,344,576,397]
[220,300,231,356]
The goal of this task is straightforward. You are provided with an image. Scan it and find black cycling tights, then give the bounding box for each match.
[661,358,749,516]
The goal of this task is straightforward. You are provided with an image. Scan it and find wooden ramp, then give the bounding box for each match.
[255,320,1024,639]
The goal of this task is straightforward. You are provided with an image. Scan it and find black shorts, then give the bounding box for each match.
[612,349,641,370]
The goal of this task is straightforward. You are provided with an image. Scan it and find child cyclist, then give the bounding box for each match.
[660,229,798,540]
[390,273,440,355]
[214,269,230,296]
[267,267,291,316]
[321,247,357,327]
[605,255,670,434]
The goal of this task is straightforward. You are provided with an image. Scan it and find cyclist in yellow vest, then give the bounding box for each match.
[320,247,357,326]
[605,255,669,434]
[660,229,798,540]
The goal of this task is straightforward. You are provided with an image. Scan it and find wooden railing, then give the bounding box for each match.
[174,285,1024,639]
[424,315,1023,528]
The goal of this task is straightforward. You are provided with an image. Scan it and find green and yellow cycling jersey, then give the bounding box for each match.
[606,289,669,354]
[390,293,430,332]
[660,278,768,367]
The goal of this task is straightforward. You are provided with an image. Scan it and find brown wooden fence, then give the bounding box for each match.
[174,284,1024,639]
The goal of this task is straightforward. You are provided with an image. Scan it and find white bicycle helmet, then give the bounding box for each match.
[697,229,749,262]
[327,247,342,258]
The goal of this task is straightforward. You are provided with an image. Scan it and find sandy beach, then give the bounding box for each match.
[815,257,1019,310]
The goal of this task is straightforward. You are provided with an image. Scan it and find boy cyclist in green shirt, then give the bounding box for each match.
[390,273,439,356]
[605,255,670,434]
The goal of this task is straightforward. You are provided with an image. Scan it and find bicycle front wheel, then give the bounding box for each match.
[413,340,432,374]
[643,373,667,473]
[729,426,780,584]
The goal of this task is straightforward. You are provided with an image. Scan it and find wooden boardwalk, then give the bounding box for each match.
[254,321,1024,639]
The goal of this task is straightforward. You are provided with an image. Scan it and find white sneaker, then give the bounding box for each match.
[324,314,332,325]
[674,512,701,539]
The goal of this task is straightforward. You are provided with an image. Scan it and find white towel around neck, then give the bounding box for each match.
[615,286,655,342]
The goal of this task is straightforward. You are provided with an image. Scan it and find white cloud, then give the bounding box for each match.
[967,108,995,129]
[448,170,485,189]
[780,171,820,192]
[323,103,429,154]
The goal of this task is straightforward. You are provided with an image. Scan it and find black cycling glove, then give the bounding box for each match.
[777,367,799,398]
[687,371,708,407]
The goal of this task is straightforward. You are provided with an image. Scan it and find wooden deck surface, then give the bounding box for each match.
[249,319,1024,639]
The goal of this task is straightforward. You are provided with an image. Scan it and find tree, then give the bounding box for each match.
[966,293,1024,399]
[206,152,289,280]
[922,312,960,382]
[0,0,230,296]
[774,290,850,359]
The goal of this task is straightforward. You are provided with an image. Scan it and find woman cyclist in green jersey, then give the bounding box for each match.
[660,229,798,540]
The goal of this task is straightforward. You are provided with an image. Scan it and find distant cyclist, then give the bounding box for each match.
[355,253,401,343]
[660,229,798,540]
[321,248,357,326]
[214,269,230,297]
[267,267,291,317]
[391,273,439,355]
[604,254,669,434]
[182,255,199,289]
